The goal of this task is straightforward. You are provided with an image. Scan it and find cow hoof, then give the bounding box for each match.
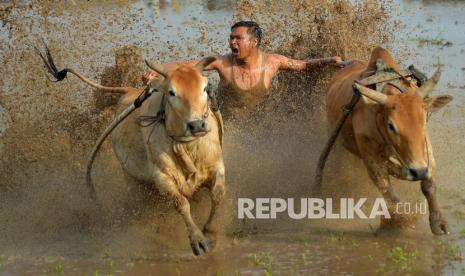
[430,216,450,235]
[190,231,209,256]
[190,239,209,256]
[203,227,218,249]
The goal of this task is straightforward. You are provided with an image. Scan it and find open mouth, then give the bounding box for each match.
[231,48,239,55]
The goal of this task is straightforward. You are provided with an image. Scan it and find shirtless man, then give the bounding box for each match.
[144,21,343,120]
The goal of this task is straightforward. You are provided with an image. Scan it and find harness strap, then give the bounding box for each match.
[212,110,224,148]
[385,82,407,93]
[314,86,361,187]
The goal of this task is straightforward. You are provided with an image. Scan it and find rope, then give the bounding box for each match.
[86,86,157,199]
[86,103,137,199]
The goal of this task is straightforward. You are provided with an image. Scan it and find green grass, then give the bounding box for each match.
[248,252,272,275]
[328,231,359,248]
[54,260,64,276]
[302,252,308,262]
[101,251,122,275]
[435,240,464,262]
[447,245,463,261]
[416,29,452,48]
[329,231,346,243]
[387,245,417,273]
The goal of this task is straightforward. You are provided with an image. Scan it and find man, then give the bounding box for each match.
[144,21,343,120]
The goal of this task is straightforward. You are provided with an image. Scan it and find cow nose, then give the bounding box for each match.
[187,119,206,133]
[409,167,428,180]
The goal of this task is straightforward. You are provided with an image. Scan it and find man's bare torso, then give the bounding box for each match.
[210,52,282,119]
[214,52,279,93]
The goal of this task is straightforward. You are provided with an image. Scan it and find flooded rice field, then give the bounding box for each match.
[0,0,464,275]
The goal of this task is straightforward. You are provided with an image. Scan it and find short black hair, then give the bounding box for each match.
[231,21,262,47]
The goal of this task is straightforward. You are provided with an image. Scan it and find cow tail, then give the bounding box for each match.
[36,40,131,94]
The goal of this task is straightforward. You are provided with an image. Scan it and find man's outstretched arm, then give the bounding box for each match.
[273,54,343,71]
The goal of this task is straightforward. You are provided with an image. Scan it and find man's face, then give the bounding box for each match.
[229,26,258,60]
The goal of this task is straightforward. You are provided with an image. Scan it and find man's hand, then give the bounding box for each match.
[304,56,344,69]
[142,69,161,85]
[327,56,352,68]
[330,56,343,64]
[335,60,351,68]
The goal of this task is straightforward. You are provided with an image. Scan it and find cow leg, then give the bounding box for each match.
[421,178,449,235]
[363,158,400,205]
[176,195,210,255]
[155,173,209,256]
[362,158,417,229]
[420,132,449,235]
[203,168,226,245]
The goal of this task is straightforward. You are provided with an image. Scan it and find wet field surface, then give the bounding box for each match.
[0,0,464,275]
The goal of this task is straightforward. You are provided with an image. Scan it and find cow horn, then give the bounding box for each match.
[195,56,216,71]
[145,60,167,78]
[353,83,388,104]
[417,67,441,98]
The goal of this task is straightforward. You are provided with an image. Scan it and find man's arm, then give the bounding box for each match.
[273,54,342,71]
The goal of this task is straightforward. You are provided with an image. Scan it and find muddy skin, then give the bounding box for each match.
[421,178,450,235]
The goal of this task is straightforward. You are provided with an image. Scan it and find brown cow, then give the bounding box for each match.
[325,47,452,234]
[38,45,225,255]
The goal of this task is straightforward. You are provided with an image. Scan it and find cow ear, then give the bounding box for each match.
[195,57,216,71]
[424,95,453,113]
[145,60,168,78]
[148,76,163,89]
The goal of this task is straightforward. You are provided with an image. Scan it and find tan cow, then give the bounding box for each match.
[325,47,452,235]
[38,45,225,255]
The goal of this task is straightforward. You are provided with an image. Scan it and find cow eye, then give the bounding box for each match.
[169,90,176,97]
[387,122,397,133]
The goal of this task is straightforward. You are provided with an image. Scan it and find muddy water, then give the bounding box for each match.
[0,0,464,275]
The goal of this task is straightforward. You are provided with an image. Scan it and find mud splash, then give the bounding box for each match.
[0,0,463,275]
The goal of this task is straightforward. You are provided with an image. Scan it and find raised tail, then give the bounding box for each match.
[35,39,132,94]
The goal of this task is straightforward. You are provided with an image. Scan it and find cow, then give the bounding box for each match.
[324,47,452,235]
[37,44,225,255]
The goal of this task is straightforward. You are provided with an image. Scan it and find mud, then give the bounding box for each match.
[0,0,464,275]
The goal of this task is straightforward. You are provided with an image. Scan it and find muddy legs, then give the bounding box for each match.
[156,167,226,256]
[203,170,226,244]
[175,195,210,255]
[421,178,449,235]
[364,160,410,229]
